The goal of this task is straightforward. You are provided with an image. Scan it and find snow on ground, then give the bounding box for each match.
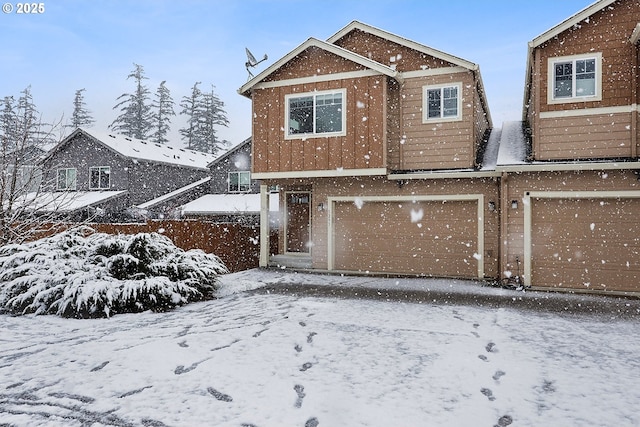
[2,269,640,427]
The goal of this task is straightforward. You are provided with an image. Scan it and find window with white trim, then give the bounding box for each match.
[548,53,602,103]
[228,171,251,193]
[422,83,462,122]
[57,168,76,191]
[286,89,345,138]
[90,166,110,190]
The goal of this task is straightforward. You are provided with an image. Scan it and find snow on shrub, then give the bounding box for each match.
[0,227,228,318]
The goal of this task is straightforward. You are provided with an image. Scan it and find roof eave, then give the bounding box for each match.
[238,37,401,97]
[529,0,617,49]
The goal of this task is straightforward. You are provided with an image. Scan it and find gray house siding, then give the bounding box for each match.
[209,138,259,194]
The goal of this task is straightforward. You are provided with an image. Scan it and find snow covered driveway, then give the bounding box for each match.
[1,270,640,427]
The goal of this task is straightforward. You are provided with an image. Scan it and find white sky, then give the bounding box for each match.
[1,0,595,148]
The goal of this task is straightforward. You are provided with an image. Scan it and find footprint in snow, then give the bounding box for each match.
[481,388,496,401]
[294,344,303,353]
[90,361,109,372]
[305,417,319,427]
[494,415,513,426]
[294,384,305,408]
[478,354,489,362]
[486,342,498,353]
[493,370,506,381]
[207,387,233,402]
[300,362,313,372]
[307,332,317,344]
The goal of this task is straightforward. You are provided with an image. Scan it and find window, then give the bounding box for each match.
[422,83,462,122]
[286,89,345,138]
[90,166,111,190]
[548,53,602,103]
[228,171,251,193]
[57,168,76,191]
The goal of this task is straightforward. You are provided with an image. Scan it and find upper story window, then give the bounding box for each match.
[548,53,602,104]
[90,166,110,190]
[422,83,462,122]
[228,171,251,193]
[57,168,76,191]
[285,89,346,139]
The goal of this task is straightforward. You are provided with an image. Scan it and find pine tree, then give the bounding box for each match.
[69,88,95,129]
[151,81,175,144]
[179,82,202,150]
[179,83,229,154]
[0,96,16,150]
[196,85,229,155]
[110,63,153,140]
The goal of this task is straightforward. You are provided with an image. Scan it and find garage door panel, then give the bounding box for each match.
[333,199,478,277]
[531,197,640,291]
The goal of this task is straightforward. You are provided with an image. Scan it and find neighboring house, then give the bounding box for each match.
[239,21,497,276]
[180,137,280,223]
[39,128,217,221]
[500,0,640,293]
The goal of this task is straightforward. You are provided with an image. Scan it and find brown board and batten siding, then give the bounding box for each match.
[251,49,388,174]
[530,0,640,160]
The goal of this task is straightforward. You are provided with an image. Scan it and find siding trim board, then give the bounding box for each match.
[523,190,640,289]
[540,104,637,119]
[326,194,485,278]
[252,168,387,179]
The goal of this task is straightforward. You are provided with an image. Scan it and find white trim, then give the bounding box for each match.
[56,167,77,191]
[251,70,381,90]
[422,82,463,123]
[523,190,640,287]
[402,67,469,78]
[284,191,311,255]
[327,20,479,71]
[239,37,399,96]
[227,170,252,193]
[284,88,347,140]
[252,168,387,179]
[327,194,484,278]
[540,104,636,119]
[88,165,111,190]
[547,52,602,104]
[631,23,640,45]
[496,161,640,173]
[259,185,269,267]
[388,170,501,180]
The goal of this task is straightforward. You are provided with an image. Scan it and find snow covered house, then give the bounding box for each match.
[179,137,280,224]
[239,21,499,276]
[498,0,640,293]
[39,128,217,221]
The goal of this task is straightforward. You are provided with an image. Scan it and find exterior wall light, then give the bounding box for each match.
[488,201,496,212]
[317,202,325,212]
[511,200,518,209]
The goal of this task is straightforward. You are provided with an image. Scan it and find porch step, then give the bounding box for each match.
[269,254,312,269]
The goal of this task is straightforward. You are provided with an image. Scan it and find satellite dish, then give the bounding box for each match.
[245,47,268,80]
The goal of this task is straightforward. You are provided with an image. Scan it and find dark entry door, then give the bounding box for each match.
[286,192,310,253]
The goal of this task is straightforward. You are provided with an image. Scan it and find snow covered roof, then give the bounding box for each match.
[19,190,127,212]
[136,177,211,210]
[496,122,528,167]
[181,193,279,215]
[53,128,218,170]
[327,20,479,71]
[239,37,401,97]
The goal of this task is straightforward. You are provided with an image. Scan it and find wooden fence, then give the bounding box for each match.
[33,220,278,273]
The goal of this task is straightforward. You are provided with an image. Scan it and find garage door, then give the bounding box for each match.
[332,197,482,277]
[529,196,640,292]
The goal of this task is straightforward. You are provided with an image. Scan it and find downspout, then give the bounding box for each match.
[632,41,638,158]
[499,172,509,281]
[259,184,269,267]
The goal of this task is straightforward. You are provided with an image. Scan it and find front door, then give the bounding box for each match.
[285,192,311,253]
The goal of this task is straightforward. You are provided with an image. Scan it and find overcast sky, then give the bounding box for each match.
[1,0,595,148]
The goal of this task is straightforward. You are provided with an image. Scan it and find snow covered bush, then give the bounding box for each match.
[0,227,228,318]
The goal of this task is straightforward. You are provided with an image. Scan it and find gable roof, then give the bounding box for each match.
[327,20,479,71]
[523,0,619,120]
[238,37,401,97]
[528,0,617,49]
[207,136,251,168]
[48,128,218,170]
